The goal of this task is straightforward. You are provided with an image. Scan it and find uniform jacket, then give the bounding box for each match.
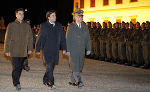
[4,20,33,57]
[66,22,91,72]
[66,23,91,55]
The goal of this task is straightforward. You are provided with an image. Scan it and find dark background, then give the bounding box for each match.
[0,0,74,27]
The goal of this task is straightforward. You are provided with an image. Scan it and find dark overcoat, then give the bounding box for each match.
[36,21,66,63]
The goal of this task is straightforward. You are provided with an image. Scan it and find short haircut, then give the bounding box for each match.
[46,10,56,20]
[15,8,24,14]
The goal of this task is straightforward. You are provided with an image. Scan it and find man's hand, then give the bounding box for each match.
[63,50,66,55]
[66,52,70,56]
[5,52,10,56]
[86,51,91,55]
[28,51,32,55]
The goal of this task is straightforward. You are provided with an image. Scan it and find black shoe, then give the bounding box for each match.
[77,82,84,88]
[43,82,53,87]
[68,82,77,86]
[16,84,21,91]
[144,64,150,69]
[23,65,30,72]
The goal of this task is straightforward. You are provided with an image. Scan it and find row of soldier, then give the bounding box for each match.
[86,21,150,69]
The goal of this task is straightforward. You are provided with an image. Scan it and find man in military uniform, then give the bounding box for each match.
[91,22,99,59]
[111,22,119,63]
[66,8,91,88]
[105,21,113,62]
[99,22,107,61]
[142,22,150,69]
[125,22,134,66]
[132,22,144,67]
[89,22,96,58]
[118,21,127,64]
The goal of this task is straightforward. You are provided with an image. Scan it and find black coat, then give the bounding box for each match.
[36,21,66,63]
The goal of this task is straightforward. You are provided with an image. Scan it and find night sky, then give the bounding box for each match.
[0,0,74,27]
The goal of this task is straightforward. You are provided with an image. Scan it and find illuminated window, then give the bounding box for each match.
[130,0,138,2]
[103,0,109,6]
[103,17,109,25]
[116,0,122,4]
[90,0,95,7]
[89,18,95,22]
[80,0,84,9]
[131,18,136,24]
[116,19,121,23]
[103,20,109,26]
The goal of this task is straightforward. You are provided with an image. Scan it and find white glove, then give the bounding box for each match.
[66,52,70,56]
[86,51,91,55]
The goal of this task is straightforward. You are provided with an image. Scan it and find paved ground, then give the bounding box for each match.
[0,43,150,92]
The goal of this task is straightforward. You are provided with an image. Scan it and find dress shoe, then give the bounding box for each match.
[77,82,84,88]
[23,65,30,72]
[43,82,53,87]
[68,82,77,86]
[144,64,150,69]
[16,84,21,91]
[51,84,56,89]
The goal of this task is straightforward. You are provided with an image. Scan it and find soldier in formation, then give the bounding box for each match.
[88,21,150,69]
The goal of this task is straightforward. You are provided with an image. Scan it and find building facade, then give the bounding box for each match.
[73,0,150,24]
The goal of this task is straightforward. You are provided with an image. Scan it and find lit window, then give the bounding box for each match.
[89,18,95,22]
[80,0,84,9]
[116,0,122,4]
[90,0,95,7]
[103,0,109,6]
[130,0,138,2]
[116,19,121,23]
[131,18,136,24]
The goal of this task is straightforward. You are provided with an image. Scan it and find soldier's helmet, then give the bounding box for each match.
[72,8,84,16]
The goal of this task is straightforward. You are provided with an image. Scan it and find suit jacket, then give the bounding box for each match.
[36,21,66,62]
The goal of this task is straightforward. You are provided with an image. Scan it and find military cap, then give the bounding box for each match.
[72,8,84,16]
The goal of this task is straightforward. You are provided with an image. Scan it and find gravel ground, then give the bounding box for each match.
[0,44,150,92]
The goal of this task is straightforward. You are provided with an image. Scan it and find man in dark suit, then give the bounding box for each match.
[35,10,66,89]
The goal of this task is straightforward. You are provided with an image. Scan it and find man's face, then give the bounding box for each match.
[16,11,24,21]
[75,15,83,23]
[48,12,56,23]
[136,23,140,29]
[125,23,129,28]
[121,23,125,28]
[108,22,112,28]
[145,23,150,29]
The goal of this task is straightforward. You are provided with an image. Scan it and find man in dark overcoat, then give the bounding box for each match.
[35,10,66,89]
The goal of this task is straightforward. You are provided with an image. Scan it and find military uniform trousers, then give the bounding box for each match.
[142,41,150,66]
[111,40,118,61]
[133,42,144,66]
[106,40,112,60]
[69,54,85,83]
[100,39,106,59]
[126,42,134,65]
[93,38,100,57]
[90,38,95,56]
[118,41,126,61]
